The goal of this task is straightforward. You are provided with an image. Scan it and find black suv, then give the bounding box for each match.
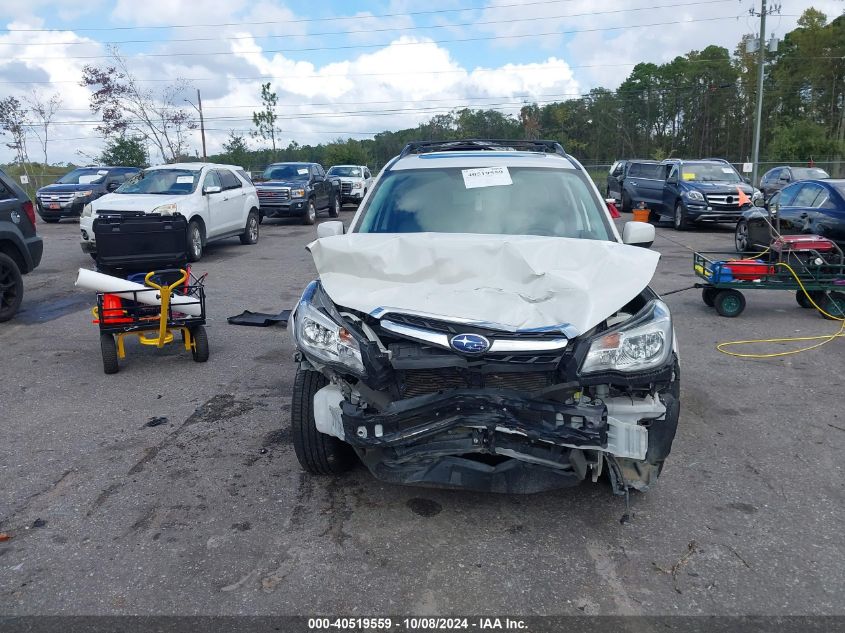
[36,166,140,223]
[0,168,44,321]
[255,163,341,225]
[759,165,830,200]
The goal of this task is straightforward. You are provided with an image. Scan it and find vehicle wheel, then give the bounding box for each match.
[714,289,746,317]
[673,201,689,231]
[820,292,845,320]
[621,192,632,213]
[100,333,119,374]
[734,220,750,253]
[190,325,210,362]
[796,290,815,309]
[42,217,60,224]
[187,220,204,262]
[702,287,718,307]
[303,199,316,225]
[328,194,340,218]
[239,210,259,245]
[0,252,24,323]
[258,211,265,225]
[291,368,355,475]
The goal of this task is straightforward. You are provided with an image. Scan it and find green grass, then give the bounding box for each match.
[1,164,72,200]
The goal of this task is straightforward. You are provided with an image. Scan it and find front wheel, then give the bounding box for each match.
[291,369,355,475]
[714,289,746,317]
[187,220,204,262]
[702,287,718,307]
[190,325,210,362]
[328,194,340,218]
[100,333,119,374]
[673,201,689,231]
[303,199,316,225]
[735,220,750,253]
[0,252,24,323]
[239,210,259,245]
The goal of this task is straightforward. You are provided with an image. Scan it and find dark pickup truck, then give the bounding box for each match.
[0,168,43,321]
[255,162,341,225]
[35,166,140,223]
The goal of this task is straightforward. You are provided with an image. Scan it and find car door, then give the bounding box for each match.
[200,169,224,237]
[312,165,328,209]
[780,182,825,236]
[217,168,246,232]
[661,165,680,216]
[606,161,623,200]
[813,187,845,245]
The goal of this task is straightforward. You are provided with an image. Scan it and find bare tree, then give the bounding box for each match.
[25,91,62,171]
[80,46,196,163]
[0,96,32,184]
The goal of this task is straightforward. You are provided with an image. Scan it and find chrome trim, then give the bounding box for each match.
[489,338,568,353]
[380,320,450,349]
[372,307,578,337]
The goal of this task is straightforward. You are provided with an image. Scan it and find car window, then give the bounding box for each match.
[0,180,12,201]
[667,165,679,183]
[236,169,252,184]
[365,169,371,179]
[117,169,200,195]
[791,167,829,181]
[264,164,310,180]
[679,162,741,183]
[792,183,824,207]
[327,166,362,177]
[776,183,801,207]
[218,169,241,190]
[356,167,612,241]
[203,170,221,191]
[627,163,662,178]
[57,167,109,185]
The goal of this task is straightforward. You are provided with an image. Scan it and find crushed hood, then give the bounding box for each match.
[308,233,660,336]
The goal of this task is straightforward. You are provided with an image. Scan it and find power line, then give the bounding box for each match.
[11,15,745,61]
[0,0,733,48]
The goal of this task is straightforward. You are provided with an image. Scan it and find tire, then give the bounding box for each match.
[702,287,718,307]
[0,252,24,323]
[673,201,689,231]
[621,191,632,213]
[796,290,814,309]
[239,210,259,245]
[303,199,317,225]
[42,217,60,224]
[291,369,355,475]
[258,211,265,225]
[735,220,750,253]
[714,289,746,317]
[100,333,119,374]
[820,292,845,320]
[328,194,340,218]
[190,325,210,362]
[187,220,204,262]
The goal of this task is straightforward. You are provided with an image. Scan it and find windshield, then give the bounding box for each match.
[792,168,829,180]
[116,169,199,195]
[56,168,108,185]
[355,167,612,240]
[681,162,741,183]
[327,166,362,177]
[263,164,310,180]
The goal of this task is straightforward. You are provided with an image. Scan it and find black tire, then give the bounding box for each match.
[735,220,751,253]
[239,210,259,245]
[796,290,814,309]
[303,199,316,225]
[100,333,119,374]
[291,369,355,475]
[621,191,632,213]
[42,217,60,224]
[187,220,204,262]
[820,292,845,320]
[0,252,24,323]
[328,194,340,218]
[714,289,746,317]
[258,211,265,225]
[190,325,209,362]
[702,287,718,307]
[673,201,689,231]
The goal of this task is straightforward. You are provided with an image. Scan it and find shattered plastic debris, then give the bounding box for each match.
[31,519,47,529]
[146,416,168,428]
[0,533,11,542]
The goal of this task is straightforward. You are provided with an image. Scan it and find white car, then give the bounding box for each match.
[80,163,260,262]
[326,165,373,205]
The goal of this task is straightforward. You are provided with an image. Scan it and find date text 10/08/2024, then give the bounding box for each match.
[308,618,528,630]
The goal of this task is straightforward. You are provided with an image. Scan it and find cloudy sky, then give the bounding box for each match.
[0,0,842,164]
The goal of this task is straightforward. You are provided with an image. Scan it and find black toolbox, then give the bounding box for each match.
[94,213,188,275]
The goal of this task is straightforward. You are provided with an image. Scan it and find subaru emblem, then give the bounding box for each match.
[450,333,490,354]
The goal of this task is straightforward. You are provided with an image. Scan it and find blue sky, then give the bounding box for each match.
[1,0,842,164]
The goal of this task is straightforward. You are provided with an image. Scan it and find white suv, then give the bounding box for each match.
[80,163,260,262]
[326,165,373,205]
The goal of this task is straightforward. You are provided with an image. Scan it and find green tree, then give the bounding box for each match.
[99,135,148,167]
[767,120,844,162]
[324,138,370,167]
[221,131,250,168]
[252,83,280,158]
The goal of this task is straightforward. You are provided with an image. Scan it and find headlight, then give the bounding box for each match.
[752,190,764,206]
[81,204,93,217]
[152,203,177,215]
[352,182,362,189]
[685,190,705,202]
[581,300,673,374]
[75,190,93,198]
[293,290,364,374]
[291,189,306,198]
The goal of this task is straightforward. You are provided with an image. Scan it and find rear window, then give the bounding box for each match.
[791,168,829,181]
[627,163,663,179]
[355,167,612,241]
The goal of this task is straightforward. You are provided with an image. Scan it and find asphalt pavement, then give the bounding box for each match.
[1,210,843,616]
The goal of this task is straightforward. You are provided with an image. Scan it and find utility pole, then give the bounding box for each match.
[750,0,780,186]
[186,89,207,161]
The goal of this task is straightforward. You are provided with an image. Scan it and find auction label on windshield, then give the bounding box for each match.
[462,166,512,189]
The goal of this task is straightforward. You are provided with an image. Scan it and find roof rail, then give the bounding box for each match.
[399,139,566,158]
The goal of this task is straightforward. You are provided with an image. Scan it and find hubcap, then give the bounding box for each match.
[192,228,201,256]
[309,204,315,220]
[724,296,739,312]
[249,217,258,240]
[675,206,682,226]
[736,224,748,250]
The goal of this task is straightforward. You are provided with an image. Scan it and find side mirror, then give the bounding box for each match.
[106,182,120,192]
[203,185,221,195]
[622,221,655,248]
[743,176,751,184]
[317,221,344,238]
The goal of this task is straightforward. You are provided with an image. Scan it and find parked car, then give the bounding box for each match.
[0,168,43,322]
[255,163,341,225]
[35,166,140,223]
[606,159,660,212]
[759,166,830,200]
[79,163,259,262]
[326,165,373,205]
[735,179,845,253]
[287,139,679,495]
[654,159,763,230]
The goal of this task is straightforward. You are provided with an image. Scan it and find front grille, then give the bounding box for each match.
[341,182,352,195]
[400,369,551,398]
[705,193,743,209]
[38,192,75,204]
[257,188,290,202]
[384,313,565,339]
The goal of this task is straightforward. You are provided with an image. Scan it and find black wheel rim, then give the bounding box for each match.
[0,261,19,310]
[723,295,741,314]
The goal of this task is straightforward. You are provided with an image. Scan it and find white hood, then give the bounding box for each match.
[92,193,185,212]
[308,233,660,336]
